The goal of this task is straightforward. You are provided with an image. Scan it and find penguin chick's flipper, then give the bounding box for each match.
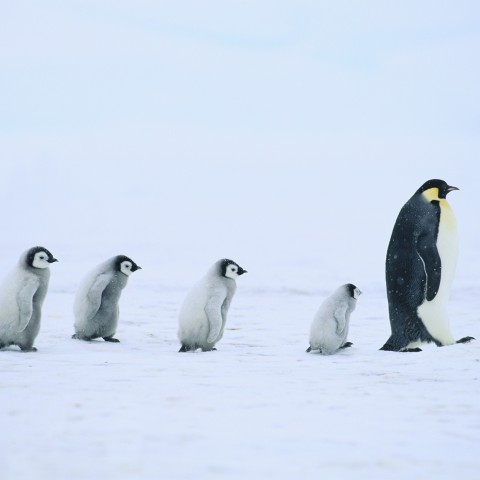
[457,336,475,344]
[103,337,120,343]
[205,295,224,344]
[340,342,353,349]
[16,278,40,333]
[306,346,312,353]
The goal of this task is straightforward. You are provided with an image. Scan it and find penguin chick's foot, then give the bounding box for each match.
[20,346,37,352]
[103,337,120,343]
[457,336,475,344]
[72,334,93,341]
[340,342,353,349]
[403,348,422,352]
[306,346,312,353]
[201,347,217,352]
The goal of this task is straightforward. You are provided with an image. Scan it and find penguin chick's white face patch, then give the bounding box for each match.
[224,263,240,280]
[353,287,362,300]
[120,261,133,276]
[32,251,51,269]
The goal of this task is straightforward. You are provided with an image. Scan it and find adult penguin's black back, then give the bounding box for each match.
[381,179,473,352]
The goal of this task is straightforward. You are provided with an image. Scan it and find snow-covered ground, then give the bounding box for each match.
[1,248,479,480]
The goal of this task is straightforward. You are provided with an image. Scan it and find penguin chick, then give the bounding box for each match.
[381,179,474,352]
[73,255,141,342]
[178,259,247,352]
[307,284,361,355]
[0,246,58,352]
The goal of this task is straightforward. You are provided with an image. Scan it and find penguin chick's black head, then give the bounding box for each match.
[26,246,58,267]
[115,255,141,272]
[220,259,247,277]
[345,283,361,299]
[416,179,459,199]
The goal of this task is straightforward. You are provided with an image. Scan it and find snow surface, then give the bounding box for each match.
[1,252,479,480]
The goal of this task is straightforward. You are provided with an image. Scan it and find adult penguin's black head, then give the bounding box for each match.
[416,179,459,199]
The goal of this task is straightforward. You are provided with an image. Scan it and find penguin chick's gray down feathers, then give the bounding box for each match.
[0,246,57,352]
[178,259,247,352]
[307,284,361,355]
[73,255,141,342]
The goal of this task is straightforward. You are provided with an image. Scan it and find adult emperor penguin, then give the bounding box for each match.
[0,246,58,352]
[73,255,141,342]
[381,179,474,352]
[306,284,361,355]
[178,258,247,352]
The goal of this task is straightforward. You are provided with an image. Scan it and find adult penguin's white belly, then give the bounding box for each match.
[416,199,458,346]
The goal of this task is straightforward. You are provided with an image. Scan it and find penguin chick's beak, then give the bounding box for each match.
[238,267,247,275]
[447,186,459,193]
[48,258,59,263]
[132,265,142,272]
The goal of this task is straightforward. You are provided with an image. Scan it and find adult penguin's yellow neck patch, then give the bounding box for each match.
[422,187,455,226]
[422,187,453,210]
[422,187,440,202]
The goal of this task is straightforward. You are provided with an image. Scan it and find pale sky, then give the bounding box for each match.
[0,1,479,285]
